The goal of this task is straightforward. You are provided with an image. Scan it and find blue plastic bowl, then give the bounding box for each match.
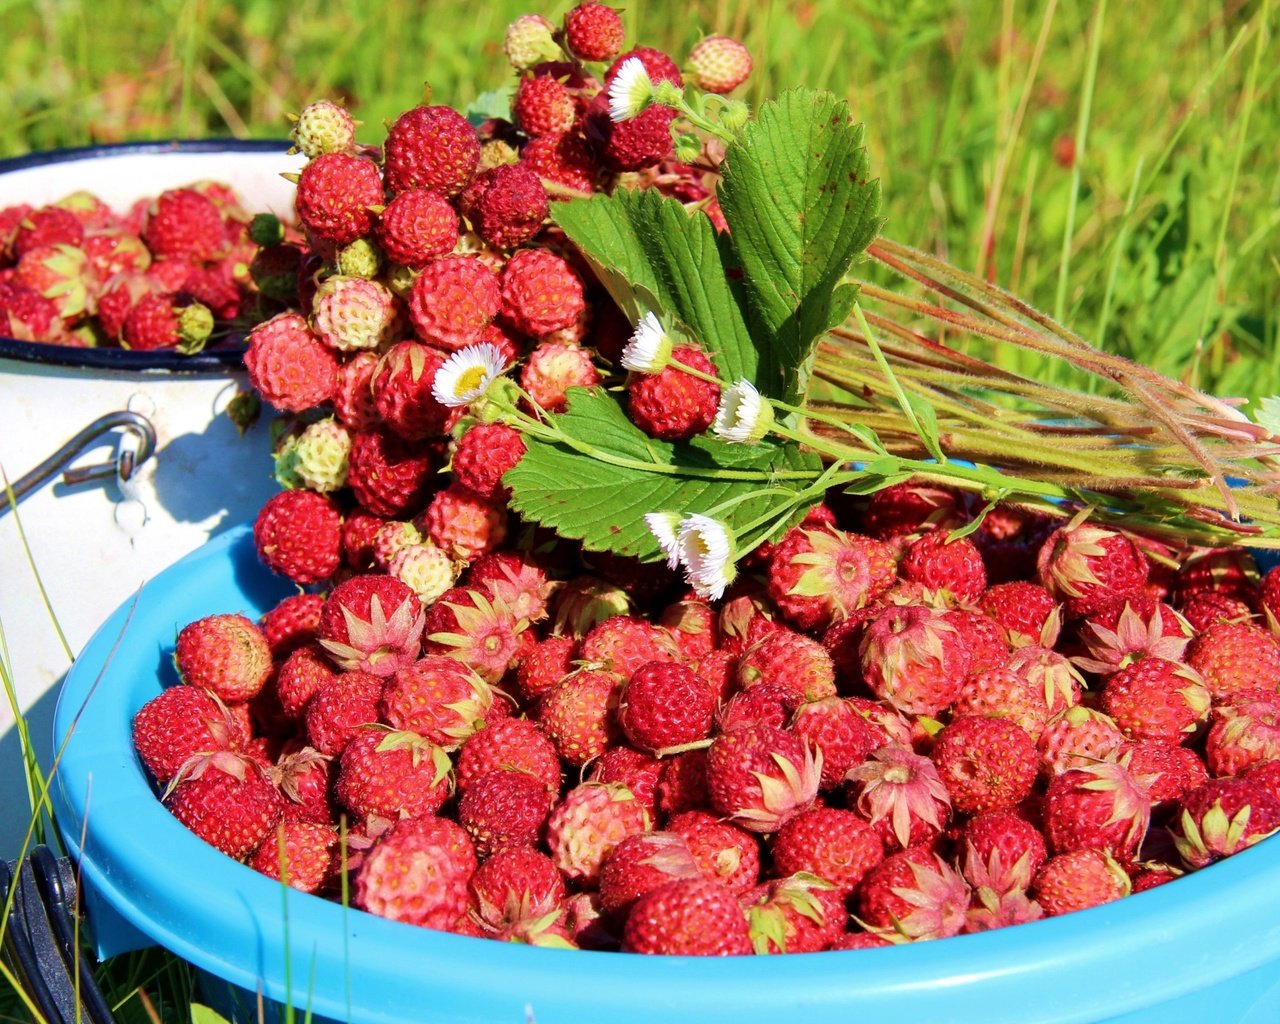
[51,526,1280,1024]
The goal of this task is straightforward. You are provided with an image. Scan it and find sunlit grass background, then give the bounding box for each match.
[1,0,1277,1020]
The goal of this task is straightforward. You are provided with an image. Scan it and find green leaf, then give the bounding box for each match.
[464,85,515,126]
[551,189,760,384]
[716,88,884,406]
[191,1006,235,1024]
[504,388,823,560]
[1255,396,1280,436]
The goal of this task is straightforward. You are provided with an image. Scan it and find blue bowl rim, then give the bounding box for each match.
[0,138,292,375]
[49,524,1280,1024]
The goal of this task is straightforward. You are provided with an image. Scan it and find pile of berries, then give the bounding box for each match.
[0,180,289,352]
[127,4,1280,956]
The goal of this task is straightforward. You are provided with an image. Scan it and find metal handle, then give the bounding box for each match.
[0,411,157,517]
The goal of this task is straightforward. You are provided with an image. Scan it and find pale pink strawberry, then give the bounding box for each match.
[355,828,474,929]
[536,668,622,766]
[1186,621,1280,699]
[859,604,972,716]
[335,728,453,820]
[457,768,555,858]
[1036,515,1149,620]
[317,574,425,677]
[422,586,526,683]
[846,744,952,851]
[622,878,753,955]
[546,781,651,885]
[746,874,846,953]
[1037,705,1128,778]
[1205,692,1280,778]
[765,525,897,633]
[1005,642,1083,716]
[930,716,1039,815]
[1032,849,1131,916]
[855,848,970,942]
[1042,759,1152,862]
[1100,657,1210,745]
[423,484,508,563]
[705,723,819,833]
[580,615,679,680]
[164,750,285,859]
[770,807,883,895]
[519,339,600,412]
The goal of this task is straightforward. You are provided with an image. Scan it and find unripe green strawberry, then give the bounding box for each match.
[503,14,560,71]
[687,35,753,93]
[289,99,358,158]
[291,417,353,493]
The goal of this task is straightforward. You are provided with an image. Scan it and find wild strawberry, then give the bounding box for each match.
[461,164,548,250]
[597,831,700,925]
[175,613,272,704]
[1099,657,1210,745]
[304,671,384,756]
[1036,515,1149,620]
[390,543,459,604]
[311,274,400,353]
[455,717,562,793]
[347,429,437,518]
[1205,693,1280,778]
[1172,777,1280,869]
[355,827,473,929]
[580,615,679,680]
[547,781,651,885]
[499,246,585,337]
[687,35,753,93]
[467,847,567,941]
[383,105,479,197]
[1006,643,1083,716]
[270,744,337,825]
[164,750,285,859]
[1072,602,1193,677]
[0,278,60,340]
[512,73,578,138]
[846,744,952,851]
[855,848,970,942]
[289,418,353,495]
[514,635,577,704]
[900,530,988,603]
[655,749,711,817]
[519,339,600,411]
[178,263,240,320]
[245,312,339,413]
[735,628,836,702]
[930,716,1039,815]
[960,810,1048,893]
[295,152,384,245]
[335,727,452,820]
[587,745,662,816]
[458,768,555,859]
[1174,546,1260,607]
[626,343,720,441]
[1036,705,1127,778]
[617,660,716,754]
[408,254,501,350]
[942,607,1011,674]
[1186,620,1280,699]
[377,188,460,269]
[1243,759,1280,802]
[1032,849,1130,916]
[253,488,343,586]
[503,13,559,71]
[371,340,454,440]
[139,188,225,262]
[563,2,625,62]
[15,243,94,322]
[766,525,896,633]
[333,350,383,431]
[623,877,752,955]
[317,574,425,677]
[1180,590,1254,632]
[1043,759,1152,861]
[790,697,878,790]
[289,99,357,158]
[83,229,150,280]
[770,807,883,895]
[537,668,622,766]
[1125,742,1208,818]
[249,820,339,894]
[521,132,599,194]
[860,604,972,716]
[380,655,497,749]
[705,723,819,833]
[660,810,757,895]
[450,423,526,503]
[422,585,526,682]
[422,484,509,563]
[746,873,846,954]
[952,667,1050,742]
[133,685,243,784]
[14,205,84,257]
[121,293,213,352]
[860,480,969,543]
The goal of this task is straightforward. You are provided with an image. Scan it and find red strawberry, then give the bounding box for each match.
[621,878,752,955]
[618,660,716,754]
[467,847,568,941]
[304,670,384,756]
[455,717,562,793]
[383,105,480,197]
[407,254,501,350]
[736,628,837,702]
[164,750,284,859]
[1172,776,1280,869]
[846,744,951,851]
[790,697,878,790]
[704,723,819,833]
[978,581,1059,646]
[249,820,338,894]
[769,807,883,895]
[626,344,720,441]
[347,429,438,518]
[174,613,272,704]
[746,873,846,953]
[355,827,473,929]
[500,247,586,338]
[244,312,339,413]
[1037,705,1127,778]
[1186,621,1280,699]
[295,152,384,245]
[859,604,972,716]
[855,848,970,941]
[960,809,1048,893]
[580,615,679,680]
[14,205,84,257]
[381,655,498,749]
[375,188,460,268]
[133,685,243,783]
[423,485,509,562]
[900,530,988,603]
[1205,692,1280,777]
[253,488,343,586]
[369,340,453,440]
[537,668,622,766]
[269,744,337,825]
[951,666,1051,741]
[335,728,453,820]
[513,74,578,137]
[588,745,662,815]
[521,132,599,194]
[333,350,384,431]
[121,293,213,353]
[1042,760,1152,862]
[666,810,761,894]
[514,634,578,704]
[655,749,711,818]
[598,831,701,924]
[451,422,526,502]
[259,592,326,658]
[1036,515,1149,620]
[563,2,625,61]
[929,715,1039,815]
[457,768,555,859]
[1099,657,1210,745]
[142,187,226,261]
[317,574,425,677]
[1032,849,1130,916]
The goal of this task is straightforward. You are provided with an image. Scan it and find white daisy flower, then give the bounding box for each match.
[431,342,509,408]
[608,57,654,122]
[644,511,683,570]
[712,379,774,444]
[677,514,737,600]
[620,311,673,373]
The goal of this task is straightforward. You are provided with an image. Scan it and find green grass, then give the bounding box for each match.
[1,1,1278,1020]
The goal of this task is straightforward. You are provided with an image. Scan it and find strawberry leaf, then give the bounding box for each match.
[504,387,822,561]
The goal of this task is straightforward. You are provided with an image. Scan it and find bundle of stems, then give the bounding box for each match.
[807,237,1280,549]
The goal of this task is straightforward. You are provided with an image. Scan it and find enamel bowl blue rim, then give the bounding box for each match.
[50,525,1280,1024]
[0,138,291,374]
